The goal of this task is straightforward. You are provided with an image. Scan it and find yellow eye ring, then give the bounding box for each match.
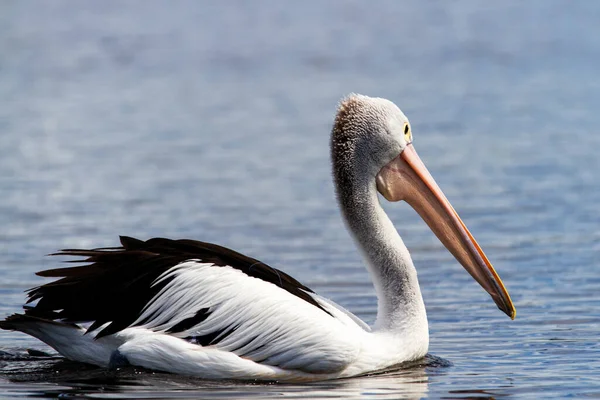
[404,123,412,142]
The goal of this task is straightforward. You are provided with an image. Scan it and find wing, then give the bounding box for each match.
[24,236,366,373]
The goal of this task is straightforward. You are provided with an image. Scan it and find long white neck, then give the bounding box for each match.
[336,173,428,335]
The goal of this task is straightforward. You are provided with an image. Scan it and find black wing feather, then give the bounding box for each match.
[24,236,328,338]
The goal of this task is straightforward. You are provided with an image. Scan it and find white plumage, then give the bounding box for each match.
[9,259,427,381]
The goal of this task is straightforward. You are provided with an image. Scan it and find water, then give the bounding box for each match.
[1,0,599,398]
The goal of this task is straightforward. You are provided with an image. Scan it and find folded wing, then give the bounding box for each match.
[24,236,365,373]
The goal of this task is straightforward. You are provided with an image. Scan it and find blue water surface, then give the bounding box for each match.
[1,1,599,398]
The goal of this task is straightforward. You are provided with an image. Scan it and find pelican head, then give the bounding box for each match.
[332,94,515,319]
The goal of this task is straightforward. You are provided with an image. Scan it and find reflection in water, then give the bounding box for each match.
[0,352,448,399]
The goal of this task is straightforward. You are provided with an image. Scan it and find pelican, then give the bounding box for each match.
[0,94,515,382]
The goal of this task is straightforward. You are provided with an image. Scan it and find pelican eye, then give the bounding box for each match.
[404,123,412,142]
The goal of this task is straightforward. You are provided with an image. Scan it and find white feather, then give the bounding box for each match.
[130,261,365,374]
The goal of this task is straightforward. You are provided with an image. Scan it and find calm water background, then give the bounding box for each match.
[0,1,599,398]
